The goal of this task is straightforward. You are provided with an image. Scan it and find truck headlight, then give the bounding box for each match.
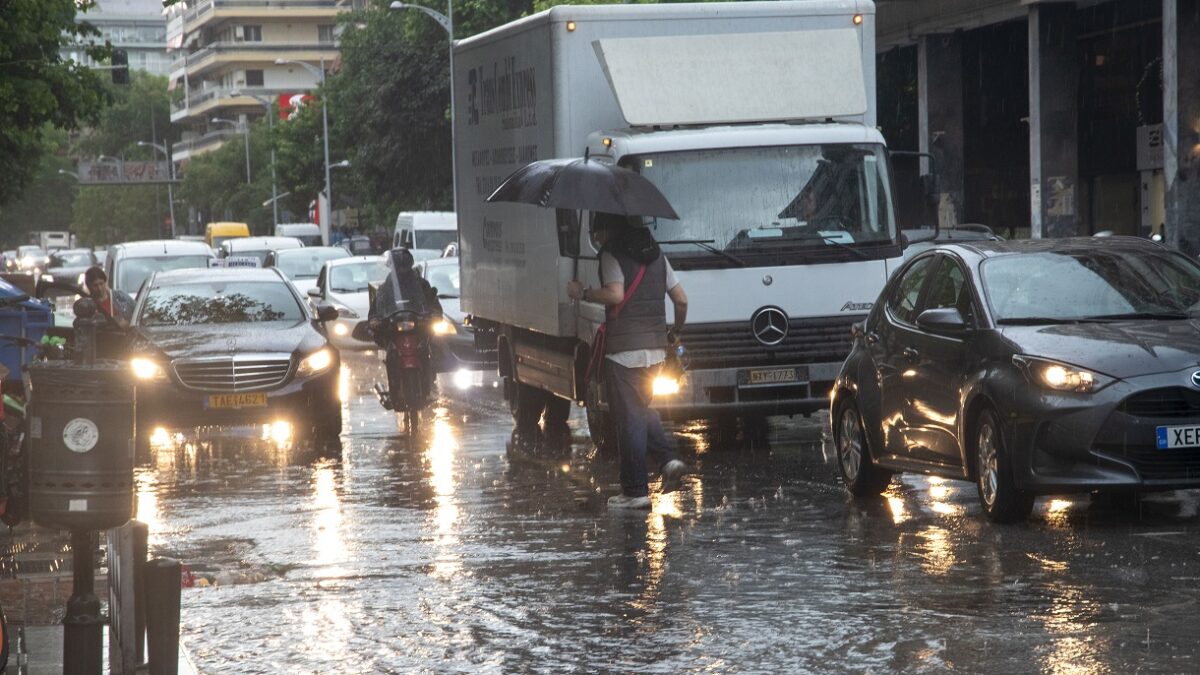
[298,348,334,376]
[130,357,166,381]
[652,374,681,396]
[432,318,456,336]
[1013,355,1110,393]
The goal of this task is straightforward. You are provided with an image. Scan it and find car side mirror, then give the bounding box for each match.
[315,303,339,323]
[306,287,322,298]
[351,320,372,342]
[916,307,967,333]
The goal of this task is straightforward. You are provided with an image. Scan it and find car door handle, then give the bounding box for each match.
[903,347,920,361]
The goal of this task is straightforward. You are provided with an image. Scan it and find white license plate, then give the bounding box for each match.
[1156,425,1200,450]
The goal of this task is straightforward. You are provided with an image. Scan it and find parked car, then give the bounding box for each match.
[104,240,215,298]
[265,246,351,296]
[42,248,98,287]
[307,256,388,350]
[419,257,496,371]
[832,236,1200,522]
[128,267,342,451]
[218,236,304,264]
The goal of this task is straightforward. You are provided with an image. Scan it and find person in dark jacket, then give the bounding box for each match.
[567,212,690,509]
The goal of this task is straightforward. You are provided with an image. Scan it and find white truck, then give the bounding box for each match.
[456,1,911,441]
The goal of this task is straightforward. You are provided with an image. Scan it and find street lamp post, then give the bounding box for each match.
[389,0,456,212]
[232,90,280,229]
[211,117,251,184]
[136,141,177,238]
[275,57,332,244]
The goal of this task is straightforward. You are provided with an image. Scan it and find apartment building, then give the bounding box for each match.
[168,0,351,162]
[64,0,171,76]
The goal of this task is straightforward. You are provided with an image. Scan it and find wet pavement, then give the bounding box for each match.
[136,352,1200,673]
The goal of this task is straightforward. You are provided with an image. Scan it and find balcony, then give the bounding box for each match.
[170,86,293,124]
[169,41,337,77]
[171,129,243,162]
[183,0,344,33]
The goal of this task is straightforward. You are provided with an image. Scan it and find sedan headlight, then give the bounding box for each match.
[432,318,456,336]
[1013,355,1111,393]
[297,348,334,376]
[130,357,167,381]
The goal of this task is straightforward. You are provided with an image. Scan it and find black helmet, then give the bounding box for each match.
[388,247,415,272]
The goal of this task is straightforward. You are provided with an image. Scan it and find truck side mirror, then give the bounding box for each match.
[556,209,581,258]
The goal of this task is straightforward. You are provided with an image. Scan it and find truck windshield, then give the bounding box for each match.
[628,143,899,269]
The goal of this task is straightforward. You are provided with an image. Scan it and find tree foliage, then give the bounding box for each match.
[72,184,165,246]
[0,0,111,206]
[178,117,277,235]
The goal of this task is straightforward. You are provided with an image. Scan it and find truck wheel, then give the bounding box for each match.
[506,377,546,439]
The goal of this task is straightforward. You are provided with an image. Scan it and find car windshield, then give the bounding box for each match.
[425,264,460,298]
[414,230,456,252]
[982,249,1200,321]
[274,249,349,279]
[330,261,388,293]
[627,143,898,269]
[19,247,46,257]
[117,255,212,294]
[49,251,92,268]
[139,281,304,326]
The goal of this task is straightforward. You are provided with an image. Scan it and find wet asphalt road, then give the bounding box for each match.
[135,352,1200,673]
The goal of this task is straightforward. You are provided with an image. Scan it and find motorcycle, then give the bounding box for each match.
[356,309,436,435]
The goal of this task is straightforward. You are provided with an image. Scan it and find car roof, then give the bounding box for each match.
[928,235,1163,259]
[274,246,345,257]
[149,267,286,285]
[326,255,384,268]
[51,248,93,256]
[112,240,214,257]
[226,236,303,250]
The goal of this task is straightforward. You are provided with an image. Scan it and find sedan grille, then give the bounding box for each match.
[1118,388,1200,419]
[681,315,865,371]
[173,355,292,392]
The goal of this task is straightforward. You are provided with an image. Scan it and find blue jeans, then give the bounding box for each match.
[604,359,678,498]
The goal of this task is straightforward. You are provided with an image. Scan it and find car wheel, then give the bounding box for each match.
[974,408,1034,523]
[834,399,892,497]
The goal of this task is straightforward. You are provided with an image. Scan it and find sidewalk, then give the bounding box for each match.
[16,625,198,675]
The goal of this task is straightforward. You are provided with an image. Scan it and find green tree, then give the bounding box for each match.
[178,117,276,235]
[0,0,111,206]
[0,128,78,247]
[72,184,164,246]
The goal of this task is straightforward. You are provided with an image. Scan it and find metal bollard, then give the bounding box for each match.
[63,530,102,675]
[143,558,181,675]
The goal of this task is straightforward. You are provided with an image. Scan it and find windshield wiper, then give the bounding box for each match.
[1081,311,1191,321]
[657,240,747,267]
[787,232,871,260]
[996,317,1090,325]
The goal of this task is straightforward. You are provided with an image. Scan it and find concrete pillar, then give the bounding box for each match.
[1028,3,1080,238]
[918,33,965,229]
[1164,0,1200,254]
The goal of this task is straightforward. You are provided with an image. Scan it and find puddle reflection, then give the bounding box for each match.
[425,408,462,580]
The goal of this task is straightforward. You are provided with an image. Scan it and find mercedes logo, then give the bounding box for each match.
[751,307,789,346]
[1190,370,1200,389]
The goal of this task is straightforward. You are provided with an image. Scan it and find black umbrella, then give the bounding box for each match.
[486,157,680,220]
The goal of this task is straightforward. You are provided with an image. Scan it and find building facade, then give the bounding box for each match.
[64,0,171,76]
[167,0,352,162]
[875,0,1197,252]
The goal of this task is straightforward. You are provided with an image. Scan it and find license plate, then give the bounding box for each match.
[1156,424,1200,450]
[206,393,268,409]
[739,367,805,387]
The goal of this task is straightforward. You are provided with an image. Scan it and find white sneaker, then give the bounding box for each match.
[660,459,690,494]
[608,494,651,510]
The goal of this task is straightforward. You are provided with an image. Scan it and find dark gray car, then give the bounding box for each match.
[832,236,1200,523]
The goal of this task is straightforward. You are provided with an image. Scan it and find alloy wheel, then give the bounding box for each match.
[977,422,999,507]
[838,407,863,481]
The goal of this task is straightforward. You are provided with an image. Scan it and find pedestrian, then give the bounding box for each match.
[83,266,134,327]
[567,212,690,509]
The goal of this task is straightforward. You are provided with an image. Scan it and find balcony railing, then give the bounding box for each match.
[170,86,287,115]
[172,129,241,158]
[184,0,343,27]
[169,41,336,73]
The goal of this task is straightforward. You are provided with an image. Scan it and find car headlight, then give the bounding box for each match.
[432,318,456,336]
[652,374,681,396]
[297,348,334,376]
[1013,355,1111,393]
[41,274,54,283]
[130,357,167,381]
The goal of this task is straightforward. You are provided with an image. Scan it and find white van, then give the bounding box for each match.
[275,223,322,247]
[392,211,457,260]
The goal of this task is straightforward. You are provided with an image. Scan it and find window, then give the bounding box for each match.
[245,69,264,87]
[318,24,336,43]
[887,256,934,325]
[242,25,262,42]
[924,257,977,326]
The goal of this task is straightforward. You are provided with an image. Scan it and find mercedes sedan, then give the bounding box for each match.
[832,237,1200,522]
[128,267,341,451]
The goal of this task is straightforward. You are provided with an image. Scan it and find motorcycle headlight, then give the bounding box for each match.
[298,348,334,376]
[432,318,456,336]
[1013,355,1111,393]
[130,357,167,381]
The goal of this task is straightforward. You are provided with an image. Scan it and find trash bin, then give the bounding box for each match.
[0,277,53,380]
[27,360,134,531]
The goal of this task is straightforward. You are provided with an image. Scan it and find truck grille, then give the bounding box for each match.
[173,355,292,391]
[681,314,865,371]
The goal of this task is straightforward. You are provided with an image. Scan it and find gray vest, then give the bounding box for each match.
[601,250,668,354]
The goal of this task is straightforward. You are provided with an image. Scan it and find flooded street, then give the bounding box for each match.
[134,353,1200,673]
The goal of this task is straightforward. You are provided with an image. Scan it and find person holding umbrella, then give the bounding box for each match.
[567,213,690,509]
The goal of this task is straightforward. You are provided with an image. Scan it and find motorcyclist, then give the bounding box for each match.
[368,248,443,407]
